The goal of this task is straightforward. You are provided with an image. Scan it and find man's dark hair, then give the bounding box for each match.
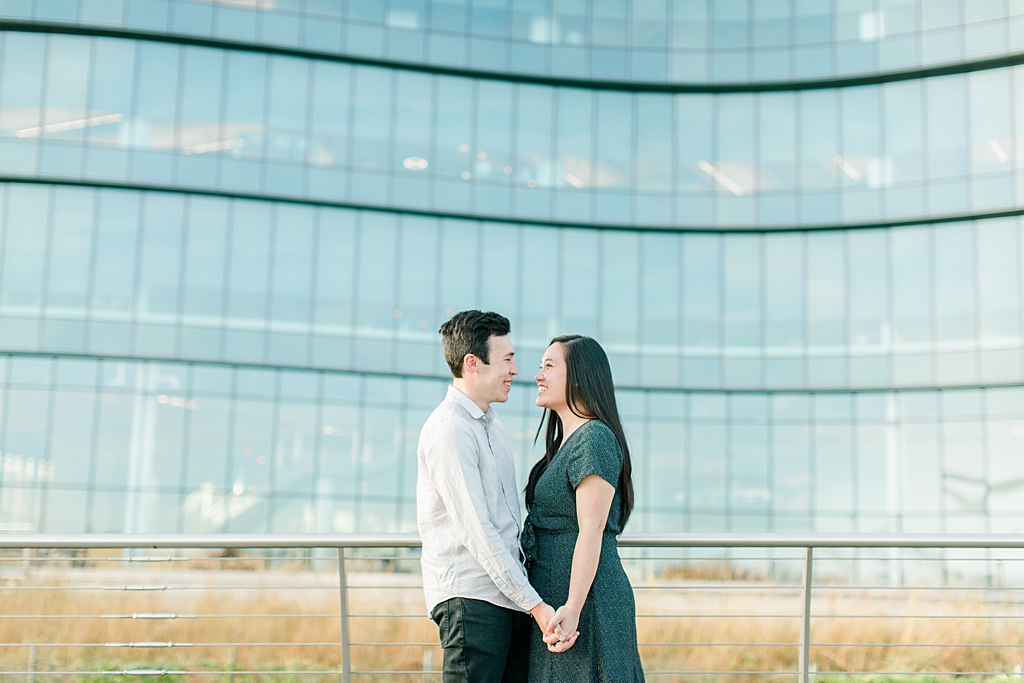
[439,310,511,378]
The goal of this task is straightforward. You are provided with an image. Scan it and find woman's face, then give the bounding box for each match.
[535,343,567,410]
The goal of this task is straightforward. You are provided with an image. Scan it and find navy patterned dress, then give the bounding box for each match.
[520,420,645,683]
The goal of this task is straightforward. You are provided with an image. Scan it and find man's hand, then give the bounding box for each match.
[529,601,556,632]
[542,605,580,652]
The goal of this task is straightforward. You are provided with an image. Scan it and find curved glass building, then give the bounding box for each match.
[0,1,1022,539]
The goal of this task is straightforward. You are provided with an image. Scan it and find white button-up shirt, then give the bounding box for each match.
[417,385,542,614]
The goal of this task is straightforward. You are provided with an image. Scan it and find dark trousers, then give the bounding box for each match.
[430,597,531,683]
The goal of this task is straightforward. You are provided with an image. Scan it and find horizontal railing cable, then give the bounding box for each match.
[5,532,1024,682]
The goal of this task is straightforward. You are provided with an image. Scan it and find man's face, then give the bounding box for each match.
[476,335,518,404]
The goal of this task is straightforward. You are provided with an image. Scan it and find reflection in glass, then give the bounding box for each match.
[2,32,1021,227]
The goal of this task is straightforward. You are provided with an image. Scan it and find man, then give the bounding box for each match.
[417,310,560,683]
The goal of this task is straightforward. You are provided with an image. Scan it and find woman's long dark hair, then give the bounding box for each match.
[524,335,635,527]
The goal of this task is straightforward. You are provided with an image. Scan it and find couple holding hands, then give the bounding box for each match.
[417,310,645,683]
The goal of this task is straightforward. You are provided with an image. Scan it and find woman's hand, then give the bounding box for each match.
[543,605,580,652]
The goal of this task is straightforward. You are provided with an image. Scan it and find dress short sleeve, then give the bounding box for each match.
[567,421,622,489]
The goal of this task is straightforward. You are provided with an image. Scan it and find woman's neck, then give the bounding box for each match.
[556,407,590,442]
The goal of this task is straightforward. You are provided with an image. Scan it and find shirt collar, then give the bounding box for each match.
[447,385,494,422]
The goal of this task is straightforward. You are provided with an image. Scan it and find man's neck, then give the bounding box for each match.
[452,378,491,414]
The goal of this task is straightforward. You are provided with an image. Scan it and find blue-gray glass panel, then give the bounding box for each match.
[0,355,1022,533]
[3,0,1023,85]
[2,183,1024,391]
[4,34,1024,227]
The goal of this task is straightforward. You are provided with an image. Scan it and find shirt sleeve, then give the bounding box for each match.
[566,423,622,489]
[423,418,543,612]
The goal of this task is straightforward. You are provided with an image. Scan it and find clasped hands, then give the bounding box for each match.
[530,602,580,653]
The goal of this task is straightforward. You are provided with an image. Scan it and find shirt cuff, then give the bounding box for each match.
[514,585,544,612]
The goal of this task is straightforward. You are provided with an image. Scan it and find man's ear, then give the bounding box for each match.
[462,354,479,375]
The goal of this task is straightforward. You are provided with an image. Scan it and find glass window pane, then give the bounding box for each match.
[48,387,97,488]
[183,394,232,497]
[841,84,882,189]
[595,91,632,202]
[636,94,672,193]
[434,76,473,179]
[515,84,553,204]
[554,88,592,218]
[759,92,797,191]
[969,70,1012,176]
[883,81,925,184]
[45,187,94,312]
[131,42,180,151]
[270,204,315,325]
[976,218,1021,342]
[438,217,479,325]
[475,80,514,182]
[1,185,50,316]
[393,71,433,173]
[351,66,392,171]
[716,94,756,225]
[266,56,309,162]
[933,222,976,342]
[723,234,761,347]
[599,230,639,347]
[764,232,803,349]
[90,190,140,318]
[926,75,968,179]
[518,224,557,351]
[136,194,184,320]
[353,212,398,370]
[181,197,228,324]
[226,198,270,327]
[273,400,318,496]
[230,397,274,531]
[41,35,91,144]
[178,47,224,156]
[848,229,889,348]
[223,51,268,159]
[394,215,438,372]
[799,90,838,188]
[682,234,720,346]
[313,208,357,334]
[560,228,598,338]
[309,61,351,168]
[641,233,680,347]
[890,226,932,345]
[676,94,713,223]
[0,33,45,134]
[806,232,846,346]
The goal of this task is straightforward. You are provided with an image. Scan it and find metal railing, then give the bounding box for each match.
[2,533,1024,681]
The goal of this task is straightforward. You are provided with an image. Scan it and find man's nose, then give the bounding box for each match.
[510,361,518,376]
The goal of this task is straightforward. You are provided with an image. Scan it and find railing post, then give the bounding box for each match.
[338,547,351,683]
[798,547,813,683]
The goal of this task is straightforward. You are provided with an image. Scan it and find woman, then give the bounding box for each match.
[521,335,645,682]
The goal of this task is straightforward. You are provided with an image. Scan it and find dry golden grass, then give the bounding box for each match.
[3,554,1024,683]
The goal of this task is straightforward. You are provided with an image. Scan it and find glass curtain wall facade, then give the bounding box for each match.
[2,0,1021,83]
[0,1,1022,539]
